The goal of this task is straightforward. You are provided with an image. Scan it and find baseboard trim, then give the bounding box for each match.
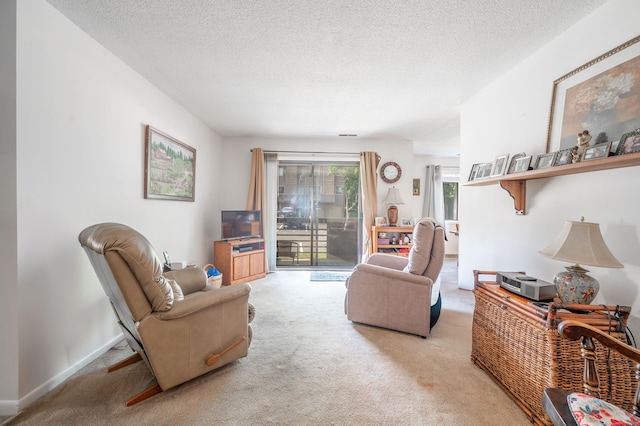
[0,400,18,418]
[0,334,123,417]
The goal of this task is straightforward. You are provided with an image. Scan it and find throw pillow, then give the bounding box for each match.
[169,279,184,302]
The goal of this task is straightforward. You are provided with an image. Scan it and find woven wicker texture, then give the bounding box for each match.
[472,290,637,425]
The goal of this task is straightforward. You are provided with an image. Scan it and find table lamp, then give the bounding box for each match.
[383,187,405,226]
[538,217,623,304]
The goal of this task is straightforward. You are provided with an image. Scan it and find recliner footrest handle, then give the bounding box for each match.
[205,336,246,366]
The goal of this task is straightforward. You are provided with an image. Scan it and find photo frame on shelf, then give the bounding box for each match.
[475,162,493,179]
[412,178,420,196]
[553,148,574,166]
[546,35,640,153]
[468,163,480,181]
[610,140,621,154]
[534,152,557,169]
[615,128,640,155]
[400,218,412,226]
[512,156,532,173]
[490,154,509,177]
[144,125,196,201]
[507,152,526,174]
[375,217,387,226]
[582,141,612,161]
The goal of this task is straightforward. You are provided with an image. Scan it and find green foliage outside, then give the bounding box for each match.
[443,182,458,220]
[328,165,360,226]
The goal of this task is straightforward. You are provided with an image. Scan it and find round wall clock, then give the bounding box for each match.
[380,162,402,183]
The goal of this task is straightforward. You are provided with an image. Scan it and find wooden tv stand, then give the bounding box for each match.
[213,238,266,286]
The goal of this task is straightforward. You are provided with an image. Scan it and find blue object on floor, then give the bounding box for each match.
[309,271,351,281]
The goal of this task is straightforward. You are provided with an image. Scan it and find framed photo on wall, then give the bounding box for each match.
[546,35,640,153]
[144,125,196,201]
[412,178,420,196]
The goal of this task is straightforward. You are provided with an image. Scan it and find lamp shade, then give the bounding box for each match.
[383,187,405,206]
[538,219,623,268]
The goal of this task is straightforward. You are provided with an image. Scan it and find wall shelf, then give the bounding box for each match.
[464,152,640,215]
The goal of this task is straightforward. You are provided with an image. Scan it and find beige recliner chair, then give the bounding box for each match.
[345,218,445,338]
[79,223,253,406]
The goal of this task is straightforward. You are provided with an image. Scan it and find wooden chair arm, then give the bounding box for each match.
[558,320,640,364]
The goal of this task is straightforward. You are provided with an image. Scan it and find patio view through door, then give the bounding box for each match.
[276,160,360,268]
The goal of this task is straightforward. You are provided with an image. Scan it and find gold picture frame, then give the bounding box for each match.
[546,35,640,153]
[144,125,196,201]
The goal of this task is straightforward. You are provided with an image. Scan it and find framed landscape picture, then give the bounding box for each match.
[144,125,196,201]
[546,35,640,153]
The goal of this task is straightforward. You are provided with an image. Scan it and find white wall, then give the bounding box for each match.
[459,0,640,333]
[220,137,416,225]
[0,0,19,412]
[1,0,223,414]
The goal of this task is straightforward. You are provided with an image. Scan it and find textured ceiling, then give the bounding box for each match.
[46,0,609,156]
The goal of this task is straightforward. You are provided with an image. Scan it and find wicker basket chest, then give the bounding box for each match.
[471,271,635,425]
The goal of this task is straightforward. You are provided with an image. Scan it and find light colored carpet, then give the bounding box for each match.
[5,259,530,425]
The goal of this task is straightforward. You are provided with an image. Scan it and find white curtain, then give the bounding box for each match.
[264,153,278,272]
[422,165,445,225]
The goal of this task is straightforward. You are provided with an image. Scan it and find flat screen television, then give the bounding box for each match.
[221,210,262,240]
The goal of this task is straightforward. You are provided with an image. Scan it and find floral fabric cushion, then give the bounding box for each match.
[568,393,640,426]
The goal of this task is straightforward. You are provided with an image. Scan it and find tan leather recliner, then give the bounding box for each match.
[79,223,253,405]
[345,218,445,338]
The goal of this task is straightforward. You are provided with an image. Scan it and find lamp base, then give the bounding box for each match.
[553,265,599,305]
[387,205,398,226]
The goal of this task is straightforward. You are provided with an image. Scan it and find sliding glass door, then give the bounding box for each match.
[276,161,360,268]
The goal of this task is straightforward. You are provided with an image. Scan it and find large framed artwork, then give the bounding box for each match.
[546,35,640,153]
[144,125,196,201]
